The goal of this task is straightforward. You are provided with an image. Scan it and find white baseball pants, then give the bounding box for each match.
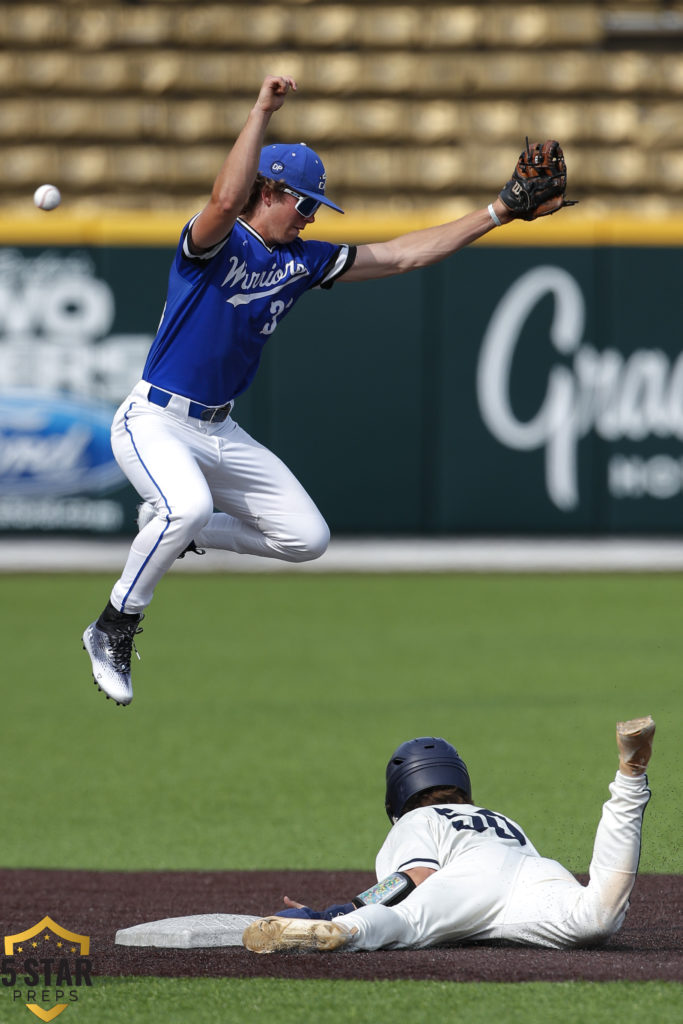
[108,382,330,614]
[339,772,651,951]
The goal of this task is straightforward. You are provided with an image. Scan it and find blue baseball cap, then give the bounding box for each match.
[258,143,344,213]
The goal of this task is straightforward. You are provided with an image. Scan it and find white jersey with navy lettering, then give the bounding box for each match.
[376,803,541,878]
[336,773,651,950]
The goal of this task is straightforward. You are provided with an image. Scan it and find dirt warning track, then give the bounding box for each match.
[0,869,680,982]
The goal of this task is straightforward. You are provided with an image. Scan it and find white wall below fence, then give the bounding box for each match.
[3,536,683,573]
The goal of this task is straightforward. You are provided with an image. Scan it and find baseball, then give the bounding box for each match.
[33,184,61,211]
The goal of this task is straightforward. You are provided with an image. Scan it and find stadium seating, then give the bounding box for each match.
[1,1,682,214]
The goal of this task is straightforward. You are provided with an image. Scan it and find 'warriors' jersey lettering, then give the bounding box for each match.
[221,255,310,306]
[142,216,355,407]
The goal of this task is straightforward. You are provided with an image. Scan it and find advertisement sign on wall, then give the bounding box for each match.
[0,238,680,535]
[434,247,683,533]
[0,246,160,534]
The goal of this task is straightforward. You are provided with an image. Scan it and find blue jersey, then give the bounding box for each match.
[142,216,356,406]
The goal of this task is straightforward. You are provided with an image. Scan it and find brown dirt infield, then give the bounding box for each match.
[0,869,680,983]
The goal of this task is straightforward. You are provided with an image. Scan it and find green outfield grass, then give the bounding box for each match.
[38,978,681,1024]
[1,570,681,1023]
[1,572,679,873]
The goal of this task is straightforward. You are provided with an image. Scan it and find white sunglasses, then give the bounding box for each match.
[282,187,322,218]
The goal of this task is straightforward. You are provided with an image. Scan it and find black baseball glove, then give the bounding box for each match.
[499,138,577,220]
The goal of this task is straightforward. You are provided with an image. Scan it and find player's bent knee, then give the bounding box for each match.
[283,516,330,562]
[166,499,213,539]
[301,517,330,560]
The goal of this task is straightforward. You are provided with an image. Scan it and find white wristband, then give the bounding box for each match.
[488,203,502,227]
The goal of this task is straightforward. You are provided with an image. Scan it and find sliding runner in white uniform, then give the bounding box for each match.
[243,716,655,953]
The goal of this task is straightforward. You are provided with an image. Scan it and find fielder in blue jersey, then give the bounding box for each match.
[82,75,571,706]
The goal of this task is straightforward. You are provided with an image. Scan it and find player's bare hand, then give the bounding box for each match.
[282,895,306,909]
[256,75,297,114]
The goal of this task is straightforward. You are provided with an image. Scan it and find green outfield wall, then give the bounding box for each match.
[1,213,681,535]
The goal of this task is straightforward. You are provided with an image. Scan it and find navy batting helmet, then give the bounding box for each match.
[384,737,472,822]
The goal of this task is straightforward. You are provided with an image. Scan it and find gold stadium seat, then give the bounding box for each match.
[354,7,422,48]
[262,52,356,94]
[639,102,683,145]
[73,5,174,49]
[0,144,61,188]
[3,50,71,91]
[65,52,183,94]
[407,101,463,142]
[290,5,357,47]
[175,5,290,47]
[43,99,112,140]
[138,53,187,94]
[501,51,601,94]
[601,51,665,93]
[324,53,421,93]
[483,5,602,48]
[1,3,68,46]
[482,7,550,47]
[58,146,112,188]
[661,53,683,95]
[171,146,238,187]
[541,5,603,45]
[63,52,139,93]
[275,100,350,142]
[107,146,175,186]
[415,147,471,190]
[103,100,156,140]
[579,146,647,188]
[172,4,354,49]
[176,51,309,93]
[662,151,683,187]
[165,100,231,142]
[278,98,459,143]
[264,98,460,144]
[418,4,602,49]
[584,100,640,143]
[420,6,483,48]
[0,99,34,140]
[70,8,119,50]
[458,101,520,143]
[328,146,464,190]
[340,99,408,140]
[411,53,487,94]
[11,98,143,141]
[61,144,174,190]
[461,100,586,147]
[330,142,557,194]
[110,5,175,48]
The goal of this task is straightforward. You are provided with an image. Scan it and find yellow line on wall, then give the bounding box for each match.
[1,211,683,247]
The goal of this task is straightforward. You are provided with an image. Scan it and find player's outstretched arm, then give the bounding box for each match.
[342,138,574,282]
[343,201,511,281]
[189,74,297,252]
[274,867,436,920]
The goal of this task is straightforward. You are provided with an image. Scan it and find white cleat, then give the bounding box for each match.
[82,617,143,707]
[242,917,355,954]
[616,716,655,776]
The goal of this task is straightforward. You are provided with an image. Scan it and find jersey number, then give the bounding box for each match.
[260,298,294,336]
[434,807,526,846]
